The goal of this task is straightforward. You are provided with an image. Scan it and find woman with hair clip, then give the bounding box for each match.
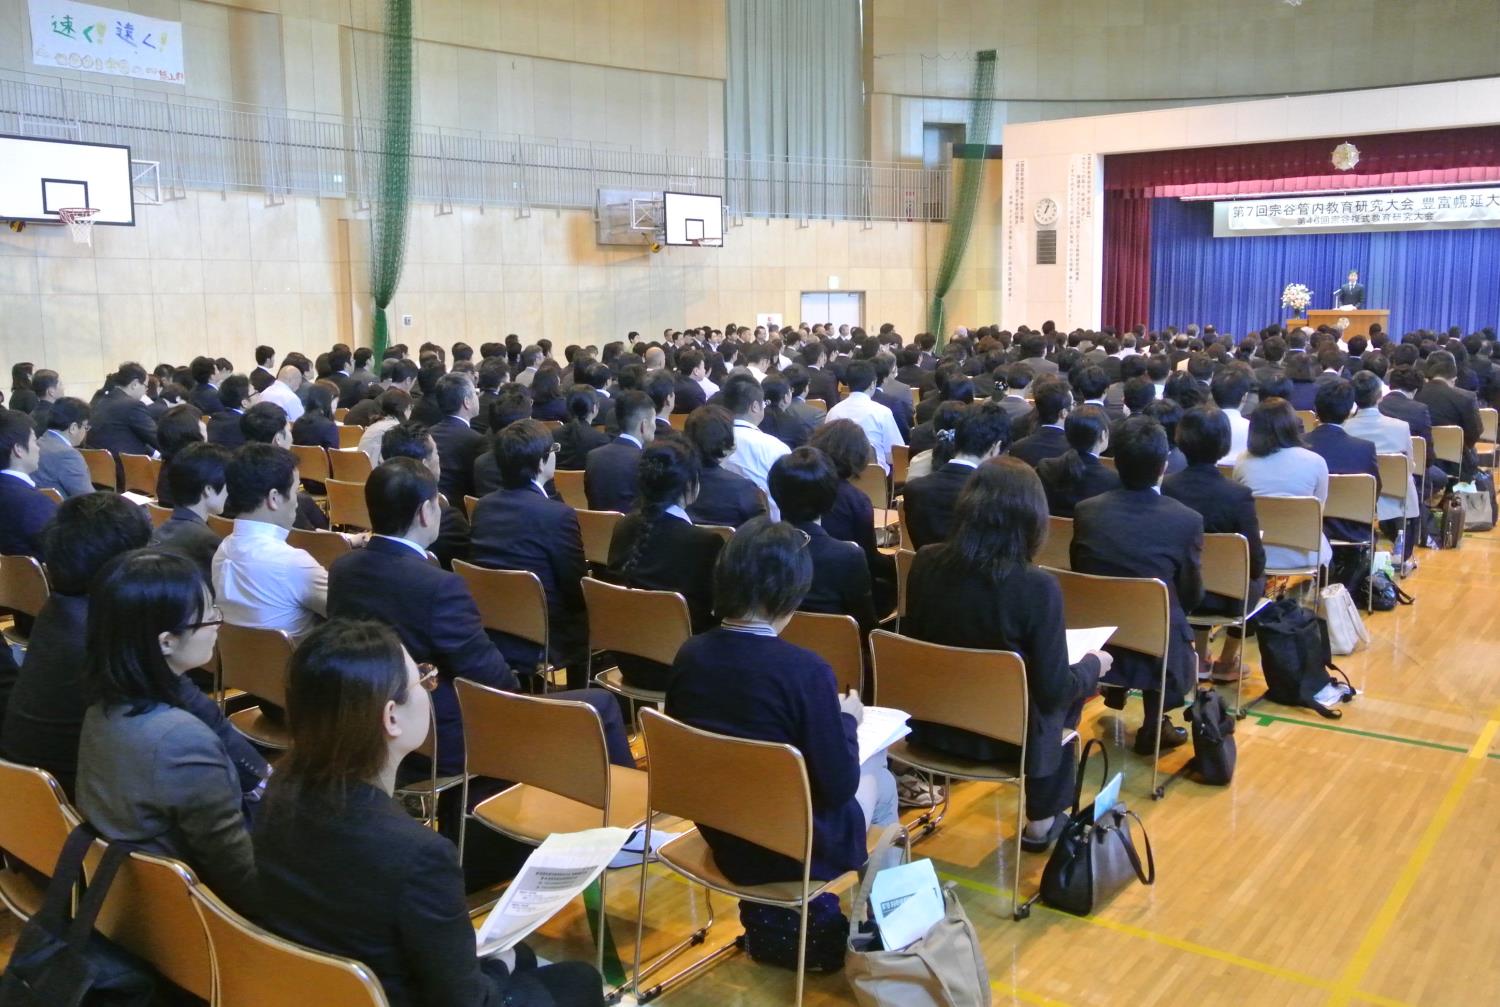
[252,619,604,1007]
[553,386,609,470]
[606,438,725,689]
[1035,403,1120,517]
[904,401,966,482]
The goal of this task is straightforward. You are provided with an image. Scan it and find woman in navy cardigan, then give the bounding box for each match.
[665,518,898,885]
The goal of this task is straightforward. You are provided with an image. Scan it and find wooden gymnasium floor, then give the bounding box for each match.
[4,529,1499,1005]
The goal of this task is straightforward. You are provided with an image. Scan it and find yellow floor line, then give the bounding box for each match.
[991,982,1074,1006]
[1325,719,1500,1006]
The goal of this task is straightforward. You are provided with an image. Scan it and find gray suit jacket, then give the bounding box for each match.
[34,430,93,498]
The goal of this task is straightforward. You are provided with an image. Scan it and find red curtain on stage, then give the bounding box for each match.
[1100,125,1500,331]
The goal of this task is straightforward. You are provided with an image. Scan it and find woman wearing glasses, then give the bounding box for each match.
[253,619,604,1007]
[75,549,264,913]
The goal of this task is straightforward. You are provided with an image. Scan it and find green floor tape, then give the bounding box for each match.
[582,878,627,987]
[1251,709,1480,756]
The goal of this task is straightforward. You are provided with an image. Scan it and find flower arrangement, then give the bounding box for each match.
[1281,282,1312,315]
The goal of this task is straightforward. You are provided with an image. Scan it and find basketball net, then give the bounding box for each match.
[57,207,100,247]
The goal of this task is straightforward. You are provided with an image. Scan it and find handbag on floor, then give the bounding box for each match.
[1186,688,1236,786]
[1318,583,1370,656]
[1453,474,1495,533]
[1255,597,1344,719]
[739,893,847,974]
[1039,740,1156,917]
[1437,492,1466,548]
[845,827,989,1007]
[0,826,156,1007]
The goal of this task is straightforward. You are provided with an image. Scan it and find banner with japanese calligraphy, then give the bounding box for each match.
[29,0,184,84]
[1213,187,1500,238]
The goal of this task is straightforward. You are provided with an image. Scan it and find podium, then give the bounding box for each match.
[1285,309,1389,339]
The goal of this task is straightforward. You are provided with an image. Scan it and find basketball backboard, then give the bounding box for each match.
[0,134,135,226]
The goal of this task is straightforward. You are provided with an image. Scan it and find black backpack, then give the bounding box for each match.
[1253,598,1343,719]
[1186,689,1236,786]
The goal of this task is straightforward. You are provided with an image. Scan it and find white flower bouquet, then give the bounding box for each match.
[1281,282,1312,314]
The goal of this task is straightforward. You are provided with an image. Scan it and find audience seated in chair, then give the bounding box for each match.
[1233,397,1332,571]
[718,374,792,521]
[33,396,94,499]
[0,409,58,559]
[1035,404,1121,519]
[1303,377,1382,545]
[903,402,1011,548]
[429,372,485,503]
[683,405,766,528]
[152,402,208,505]
[380,422,472,571]
[584,389,656,514]
[808,419,896,612]
[770,447,878,635]
[553,386,610,471]
[1009,377,1073,468]
[238,402,331,531]
[150,442,234,587]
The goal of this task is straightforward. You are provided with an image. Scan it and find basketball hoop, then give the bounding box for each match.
[57,207,100,247]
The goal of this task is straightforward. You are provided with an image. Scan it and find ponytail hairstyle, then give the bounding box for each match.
[619,438,701,577]
[1059,404,1110,484]
[929,402,967,468]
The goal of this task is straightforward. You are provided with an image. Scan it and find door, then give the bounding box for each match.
[800,291,864,330]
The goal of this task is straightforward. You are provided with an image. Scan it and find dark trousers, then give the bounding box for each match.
[1379,516,1420,560]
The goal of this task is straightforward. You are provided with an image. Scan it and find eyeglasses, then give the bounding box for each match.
[180,605,224,631]
[416,663,440,692]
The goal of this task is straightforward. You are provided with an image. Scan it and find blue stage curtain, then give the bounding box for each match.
[1149,198,1500,339]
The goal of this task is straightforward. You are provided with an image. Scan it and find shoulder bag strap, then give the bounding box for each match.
[62,840,137,950]
[30,824,98,935]
[1117,810,1157,885]
[1070,738,1110,816]
[846,824,910,940]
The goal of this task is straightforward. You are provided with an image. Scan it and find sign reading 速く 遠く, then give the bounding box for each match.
[29,0,184,84]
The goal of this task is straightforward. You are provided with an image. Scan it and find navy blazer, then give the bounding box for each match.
[687,465,765,528]
[429,416,484,503]
[1036,451,1122,518]
[805,367,840,408]
[0,474,58,558]
[666,629,864,885]
[531,398,568,423]
[469,485,588,668]
[553,419,610,471]
[606,513,723,690]
[1304,424,1381,543]
[189,383,224,416]
[584,437,642,513]
[327,537,516,774]
[792,521,877,634]
[871,389,913,441]
[1416,381,1482,477]
[902,461,977,549]
[759,408,814,450]
[292,414,339,451]
[825,479,895,587]
[672,376,707,414]
[1161,462,1267,614]
[1071,488,1204,699]
[1010,425,1069,468]
[1378,392,1432,451]
[206,409,247,449]
[1287,380,1319,413]
[87,387,158,485]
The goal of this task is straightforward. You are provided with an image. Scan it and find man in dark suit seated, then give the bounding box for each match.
[427,372,485,503]
[1304,378,1382,545]
[871,353,913,441]
[187,355,228,416]
[148,442,233,587]
[895,346,934,395]
[769,447,877,634]
[645,370,677,437]
[584,390,656,512]
[1415,350,1482,479]
[206,375,254,448]
[380,422,471,570]
[672,349,709,414]
[683,405,766,528]
[1009,377,1073,468]
[1072,416,1203,755]
[1379,364,1445,492]
[903,402,1010,548]
[87,362,159,487]
[469,420,590,688]
[327,458,631,783]
[327,346,364,409]
[0,410,58,559]
[237,402,331,532]
[759,373,815,449]
[801,342,841,407]
[1036,405,1121,517]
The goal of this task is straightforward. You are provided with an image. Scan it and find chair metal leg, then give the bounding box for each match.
[1151,661,1167,800]
[794,892,809,1007]
[1010,775,1024,922]
[632,885,729,1003]
[908,770,951,839]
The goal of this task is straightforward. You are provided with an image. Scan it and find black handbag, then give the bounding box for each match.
[1357,570,1413,612]
[1186,688,1236,786]
[1254,597,1343,719]
[1039,740,1156,917]
[738,893,847,974]
[0,826,156,1007]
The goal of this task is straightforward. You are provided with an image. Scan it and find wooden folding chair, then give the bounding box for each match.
[1217,461,1237,479]
[633,709,896,1005]
[146,502,174,528]
[668,413,689,431]
[1411,435,1429,506]
[1479,407,1498,467]
[452,561,553,683]
[1376,452,1413,551]
[327,448,373,483]
[805,398,829,415]
[0,759,81,920]
[1295,410,1319,433]
[1254,495,1324,595]
[287,528,352,570]
[1325,473,1378,612]
[216,623,295,749]
[1097,455,1117,472]
[781,611,863,695]
[555,469,588,510]
[119,453,160,497]
[326,478,372,531]
[891,443,910,492]
[576,509,623,567]
[1432,424,1464,472]
[696,523,735,543]
[1186,533,1253,716]
[336,424,361,449]
[333,407,350,422]
[457,682,650,974]
[193,884,390,1006]
[1050,569,1175,798]
[854,462,891,511]
[206,514,235,537]
[37,487,62,504]
[870,629,1031,918]
[1035,515,1073,571]
[395,694,465,833]
[0,554,50,649]
[290,444,331,489]
[896,497,913,551]
[88,846,213,1001]
[893,547,915,630]
[541,419,564,432]
[79,447,117,490]
[463,494,480,516]
[582,576,692,708]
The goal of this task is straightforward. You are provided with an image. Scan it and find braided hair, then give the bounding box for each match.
[619,439,701,578]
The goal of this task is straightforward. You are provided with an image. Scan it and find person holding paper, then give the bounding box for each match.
[665,517,899,885]
[252,620,605,1007]
[903,458,1111,853]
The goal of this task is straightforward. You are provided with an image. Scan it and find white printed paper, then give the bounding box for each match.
[869,858,944,951]
[120,491,153,507]
[1066,626,1116,665]
[857,706,911,765]
[475,827,631,957]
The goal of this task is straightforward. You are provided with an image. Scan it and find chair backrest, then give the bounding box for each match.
[1198,533,1251,605]
[554,469,588,510]
[452,561,548,647]
[1376,453,1410,504]
[697,523,735,543]
[206,514,235,538]
[640,708,812,865]
[1410,435,1427,474]
[1324,473,1378,526]
[1295,410,1319,432]
[290,444,331,484]
[192,884,390,1007]
[1432,424,1464,465]
[540,419,564,432]
[805,398,829,415]
[891,443,910,487]
[37,486,63,504]
[1482,407,1498,444]
[667,413,689,431]
[463,494,479,516]
[286,528,353,570]
[580,576,692,665]
[1097,455,1117,472]
[1035,515,1073,571]
[1254,495,1324,557]
[0,759,80,876]
[1051,568,1171,660]
[326,479,372,531]
[576,509,623,566]
[147,502,173,528]
[327,449,373,483]
[217,623,295,706]
[1216,462,1236,479]
[336,424,362,449]
[781,611,863,695]
[854,463,890,510]
[89,847,212,999]
[894,548,915,618]
[0,554,50,618]
[333,407,350,422]
[119,453,159,496]
[456,680,610,810]
[869,630,1027,746]
[79,447,117,489]
[896,496,912,550]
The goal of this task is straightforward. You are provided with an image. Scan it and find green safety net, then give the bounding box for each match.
[927,50,996,347]
[369,0,413,357]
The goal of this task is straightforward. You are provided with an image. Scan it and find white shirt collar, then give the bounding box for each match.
[231,518,291,541]
[1,469,36,487]
[531,477,550,497]
[618,433,642,448]
[45,429,72,445]
[721,618,777,637]
[664,503,691,523]
[949,457,980,469]
[373,534,429,558]
[732,418,759,430]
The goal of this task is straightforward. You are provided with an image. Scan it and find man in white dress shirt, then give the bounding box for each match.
[825,359,905,474]
[1210,364,1254,462]
[255,365,306,423]
[720,373,790,521]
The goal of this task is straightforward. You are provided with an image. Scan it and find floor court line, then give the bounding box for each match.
[991,981,1074,1006]
[1250,710,1475,756]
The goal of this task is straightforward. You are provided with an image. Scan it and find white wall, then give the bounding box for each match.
[999,76,1500,330]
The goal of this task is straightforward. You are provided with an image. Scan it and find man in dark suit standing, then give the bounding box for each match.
[1072,416,1203,755]
[902,403,1010,548]
[87,362,159,488]
[426,372,485,503]
[1336,270,1365,309]
[1303,378,1382,544]
[0,410,58,559]
[1415,350,1482,478]
[584,390,656,512]
[1009,377,1073,468]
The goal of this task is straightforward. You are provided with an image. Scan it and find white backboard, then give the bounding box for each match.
[0,134,136,225]
[663,191,723,247]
